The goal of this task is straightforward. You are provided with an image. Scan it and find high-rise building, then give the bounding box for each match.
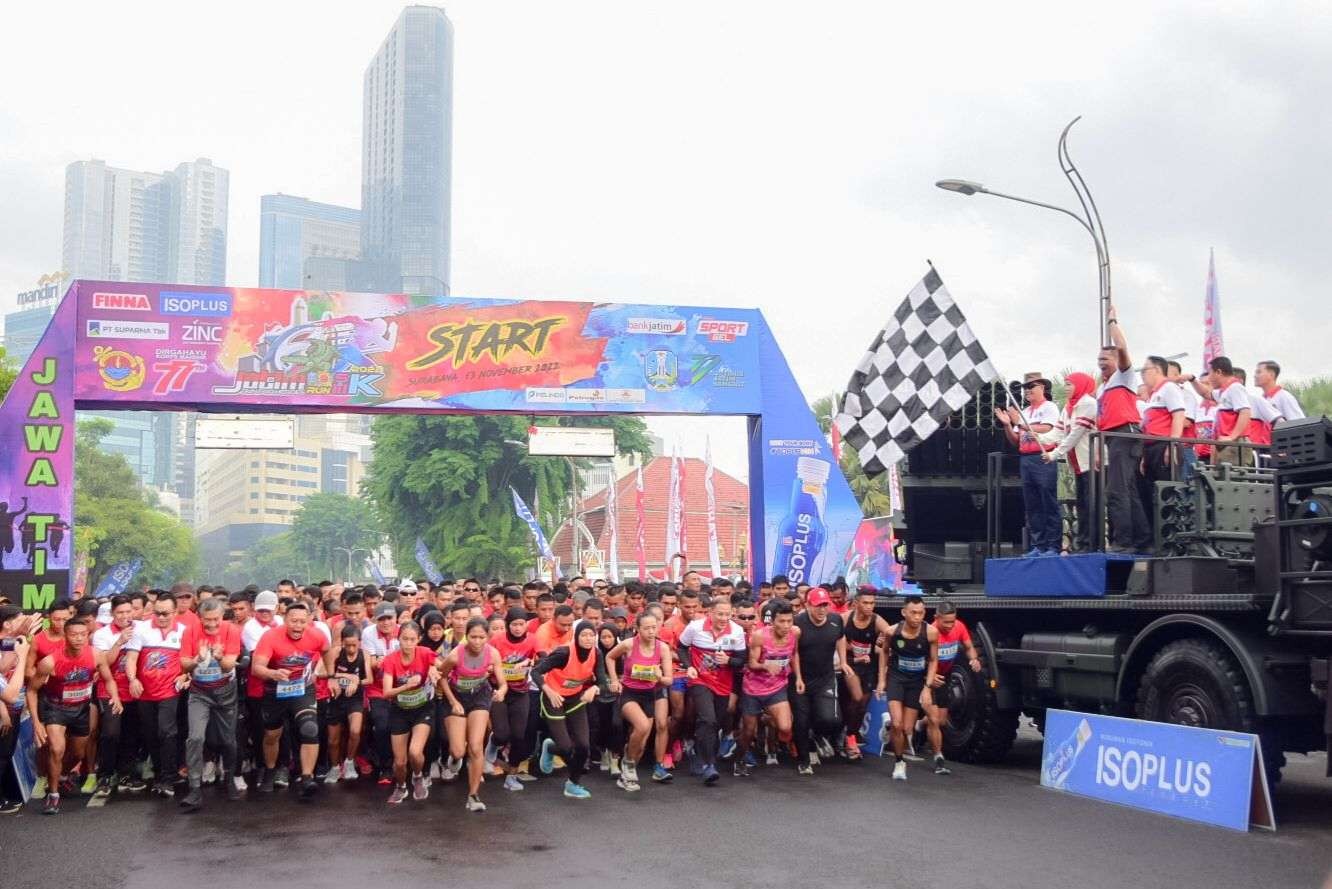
[362,5,454,296]
[4,273,66,365]
[258,194,361,289]
[63,156,229,495]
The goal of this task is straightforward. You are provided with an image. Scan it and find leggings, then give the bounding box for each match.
[424,697,446,765]
[137,696,180,782]
[369,697,392,771]
[543,701,590,783]
[791,675,841,765]
[488,691,531,766]
[96,698,139,779]
[589,698,623,757]
[688,685,730,767]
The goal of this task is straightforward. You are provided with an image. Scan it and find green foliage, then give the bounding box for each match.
[0,345,17,404]
[288,492,382,581]
[363,414,652,580]
[811,394,890,518]
[1285,377,1332,419]
[75,420,200,592]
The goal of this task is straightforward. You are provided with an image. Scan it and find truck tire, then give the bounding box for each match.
[1135,637,1283,784]
[942,663,1019,763]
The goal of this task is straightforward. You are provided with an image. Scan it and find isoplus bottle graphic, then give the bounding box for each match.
[773,456,830,584]
[1042,718,1093,789]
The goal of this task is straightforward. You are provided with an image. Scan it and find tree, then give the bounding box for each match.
[1285,377,1332,419]
[810,394,890,517]
[0,345,17,404]
[287,492,382,581]
[363,414,652,580]
[75,419,200,592]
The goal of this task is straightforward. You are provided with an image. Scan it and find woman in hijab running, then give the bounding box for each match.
[530,621,607,800]
[489,608,537,792]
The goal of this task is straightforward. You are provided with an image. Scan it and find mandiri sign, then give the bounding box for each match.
[1040,709,1275,832]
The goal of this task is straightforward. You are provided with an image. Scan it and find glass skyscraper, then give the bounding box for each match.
[362,5,454,296]
[258,194,361,289]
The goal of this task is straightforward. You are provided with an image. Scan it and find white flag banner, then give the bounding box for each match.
[705,437,721,578]
[605,466,620,583]
[665,445,681,580]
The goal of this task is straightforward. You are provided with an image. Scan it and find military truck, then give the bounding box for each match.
[883,382,1330,782]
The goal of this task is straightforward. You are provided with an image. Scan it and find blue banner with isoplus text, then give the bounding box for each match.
[1040,709,1275,832]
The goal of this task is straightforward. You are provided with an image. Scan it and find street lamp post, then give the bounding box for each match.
[936,117,1112,346]
[333,546,371,583]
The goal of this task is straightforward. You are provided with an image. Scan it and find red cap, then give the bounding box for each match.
[806,587,831,606]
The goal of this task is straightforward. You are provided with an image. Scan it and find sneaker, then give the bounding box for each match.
[34,776,47,797]
[661,753,675,770]
[892,760,907,781]
[670,739,683,763]
[562,780,591,800]
[80,773,98,795]
[652,764,673,783]
[797,763,814,776]
[180,787,203,811]
[814,735,836,761]
[345,758,360,779]
[621,759,639,785]
[933,755,952,776]
[809,750,821,766]
[733,761,751,778]
[609,756,621,777]
[765,752,779,767]
[376,770,393,787]
[273,767,290,789]
[539,739,556,775]
[0,799,22,815]
[387,784,408,805]
[702,764,720,786]
[743,751,758,768]
[42,793,59,815]
[441,756,462,782]
[258,768,276,793]
[93,778,113,800]
[151,781,174,798]
[616,775,641,792]
[903,740,924,762]
[503,774,525,792]
[202,761,218,785]
[121,775,148,793]
[429,760,442,781]
[718,735,737,760]
[354,756,372,777]
[226,774,243,801]
[59,774,77,796]
[298,775,318,800]
[412,774,429,801]
[513,768,538,783]
[324,764,342,784]
[845,736,863,761]
[599,750,612,772]
[232,773,248,792]
[465,794,487,812]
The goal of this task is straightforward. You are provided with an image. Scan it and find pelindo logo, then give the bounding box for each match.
[159,291,233,317]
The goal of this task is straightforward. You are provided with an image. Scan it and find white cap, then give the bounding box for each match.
[796,456,831,485]
[254,590,279,611]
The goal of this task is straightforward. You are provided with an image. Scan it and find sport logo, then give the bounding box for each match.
[159,291,233,317]
[181,321,222,343]
[94,346,146,392]
[92,292,151,312]
[696,319,749,342]
[626,317,686,336]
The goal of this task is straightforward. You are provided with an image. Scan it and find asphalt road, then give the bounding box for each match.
[3,726,1329,889]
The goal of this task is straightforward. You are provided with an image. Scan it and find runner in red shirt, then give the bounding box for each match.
[658,588,700,770]
[490,608,538,791]
[251,602,334,799]
[178,598,243,808]
[125,600,189,798]
[380,621,441,805]
[90,595,138,797]
[926,602,982,776]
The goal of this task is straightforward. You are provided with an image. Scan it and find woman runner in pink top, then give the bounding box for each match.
[736,601,800,777]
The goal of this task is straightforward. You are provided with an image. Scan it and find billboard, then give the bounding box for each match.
[0,281,865,607]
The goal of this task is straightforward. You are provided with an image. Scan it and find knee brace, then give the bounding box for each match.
[296,709,319,744]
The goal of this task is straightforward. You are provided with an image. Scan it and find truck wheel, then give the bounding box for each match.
[1135,637,1283,784]
[942,663,1019,763]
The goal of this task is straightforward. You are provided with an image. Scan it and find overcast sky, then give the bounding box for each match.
[3,0,1328,479]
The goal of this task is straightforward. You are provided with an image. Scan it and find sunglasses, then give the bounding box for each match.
[736,614,756,620]
[154,610,175,617]
[464,587,481,593]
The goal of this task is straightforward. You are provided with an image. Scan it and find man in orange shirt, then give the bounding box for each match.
[533,605,575,656]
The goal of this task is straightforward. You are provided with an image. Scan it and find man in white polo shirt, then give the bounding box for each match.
[1208,357,1252,466]
[1140,356,1187,532]
[997,372,1061,556]
[1097,305,1151,553]
[1256,360,1305,425]
[1167,360,1200,480]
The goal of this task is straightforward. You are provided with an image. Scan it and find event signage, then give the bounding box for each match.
[1040,708,1275,832]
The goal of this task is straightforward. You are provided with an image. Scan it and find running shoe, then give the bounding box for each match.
[892,760,907,781]
[344,758,360,780]
[718,735,737,760]
[562,780,591,800]
[652,764,673,783]
[42,793,59,815]
[355,756,372,777]
[808,750,821,766]
[609,755,621,777]
[121,775,148,793]
[202,761,218,785]
[933,755,952,776]
[80,773,98,795]
[93,777,113,800]
[377,770,393,786]
[599,750,612,772]
[661,753,675,770]
[814,735,836,761]
[226,775,243,801]
[232,773,248,792]
[258,768,276,793]
[702,764,720,786]
[845,736,863,761]
[670,739,683,763]
[179,787,203,811]
[765,752,779,767]
[429,760,442,780]
[743,751,758,768]
[59,774,77,796]
[503,774,525,792]
[34,776,47,798]
[513,767,538,783]
[903,745,924,762]
[299,775,319,800]
[621,758,639,785]
[539,739,557,775]
[465,794,487,812]
[151,781,174,798]
[733,761,751,778]
[616,775,641,793]
[442,756,462,782]
[797,763,814,776]
[412,774,429,801]
[273,767,290,788]
[0,799,22,815]
[324,764,342,784]
[387,784,408,805]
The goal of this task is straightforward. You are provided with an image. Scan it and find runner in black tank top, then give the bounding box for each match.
[884,597,938,781]
[841,588,890,760]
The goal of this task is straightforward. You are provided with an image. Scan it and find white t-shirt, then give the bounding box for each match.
[1174,381,1200,422]
[242,615,284,653]
[1017,400,1060,453]
[1248,388,1282,425]
[1264,388,1304,423]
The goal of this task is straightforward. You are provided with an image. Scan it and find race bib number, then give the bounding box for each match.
[194,662,223,683]
[896,655,926,673]
[501,661,528,682]
[456,675,487,692]
[939,641,960,662]
[275,678,306,699]
[397,686,428,709]
[629,663,659,683]
[561,677,585,690]
[62,684,92,704]
[764,656,790,672]
[849,641,872,659]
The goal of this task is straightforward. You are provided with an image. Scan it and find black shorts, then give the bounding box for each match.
[326,693,365,724]
[447,685,492,716]
[886,674,926,708]
[389,704,433,734]
[931,678,953,709]
[618,687,664,717]
[261,692,317,731]
[39,699,91,737]
[741,688,788,717]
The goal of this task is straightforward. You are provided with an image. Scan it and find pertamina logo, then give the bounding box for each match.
[626,318,686,336]
[92,292,151,312]
[696,319,749,342]
[181,321,222,343]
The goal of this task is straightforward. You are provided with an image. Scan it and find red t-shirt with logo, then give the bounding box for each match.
[1097,367,1142,431]
[180,621,242,691]
[253,628,329,698]
[129,621,188,702]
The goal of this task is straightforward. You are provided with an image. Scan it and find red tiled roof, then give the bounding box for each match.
[551,456,748,574]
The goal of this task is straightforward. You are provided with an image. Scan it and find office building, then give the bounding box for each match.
[258,194,361,289]
[362,5,454,295]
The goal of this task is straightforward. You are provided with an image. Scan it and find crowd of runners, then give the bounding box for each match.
[0,572,982,814]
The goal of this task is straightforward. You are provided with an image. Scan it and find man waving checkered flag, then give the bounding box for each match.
[835,267,998,476]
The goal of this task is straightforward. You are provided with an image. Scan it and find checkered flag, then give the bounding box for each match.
[835,267,998,476]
